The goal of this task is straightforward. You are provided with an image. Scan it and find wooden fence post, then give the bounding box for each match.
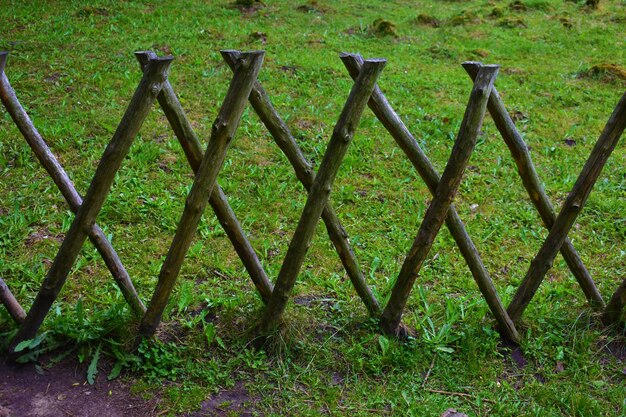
[138,51,265,339]
[9,55,173,353]
[380,65,499,337]
[507,91,626,324]
[221,50,381,316]
[134,51,273,303]
[259,59,387,333]
[462,61,604,309]
[0,51,146,319]
[340,54,519,343]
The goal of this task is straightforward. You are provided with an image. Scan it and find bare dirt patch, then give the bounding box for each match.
[185,381,261,417]
[0,357,156,417]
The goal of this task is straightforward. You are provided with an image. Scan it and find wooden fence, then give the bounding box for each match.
[1,50,625,355]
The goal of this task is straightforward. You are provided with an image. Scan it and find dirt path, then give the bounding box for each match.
[0,357,157,417]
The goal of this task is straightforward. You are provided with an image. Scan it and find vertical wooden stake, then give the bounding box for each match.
[9,56,173,353]
[138,51,265,339]
[462,61,604,308]
[380,66,499,337]
[507,91,626,324]
[340,54,518,343]
[260,59,386,332]
[135,51,273,303]
[0,52,146,318]
[221,50,381,316]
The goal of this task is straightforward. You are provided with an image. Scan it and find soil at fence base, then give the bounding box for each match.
[0,356,263,417]
[0,357,155,417]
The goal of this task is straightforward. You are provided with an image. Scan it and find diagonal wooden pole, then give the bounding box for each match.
[0,278,26,324]
[507,91,626,324]
[9,55,173,353]
[380,66,500,337]
[134,51,273,303]
[463,61,604,308]
[259,59,387,332]
[221,49,381,316]
[138,51,265,339]
[340,54,518,342]
[0,51,146,318]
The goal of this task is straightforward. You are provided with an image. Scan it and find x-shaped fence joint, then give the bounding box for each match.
[221,49,383,317]
[134,50,274,304]
[379,65,499,337]
[340,54,520,343]
[138,51,266,341]
[9,55,173,355]
[507,90,626,324]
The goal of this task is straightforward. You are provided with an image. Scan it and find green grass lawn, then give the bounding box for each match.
[1,0,625,415]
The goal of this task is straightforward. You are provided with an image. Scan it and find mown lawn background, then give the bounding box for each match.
[1,0,625,415]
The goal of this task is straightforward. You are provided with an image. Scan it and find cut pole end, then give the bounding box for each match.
[364,58,387,65]
[462,60,482,69]
[220,49,242,55]
[222,50,265,68]
[339,52,360,59]
[220,49,242,68]
[151,55,175,63]
[339,52,364,65]
[133,50,158,68]
[222,49,264,56]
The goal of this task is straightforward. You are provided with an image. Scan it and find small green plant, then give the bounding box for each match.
[415,286,471,353]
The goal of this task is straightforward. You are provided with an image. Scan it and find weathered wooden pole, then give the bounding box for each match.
[138,51,265,339]
[221,50,381,316]
[9,56,173,353]
[0,51,146,318]
[340,55,518,342]
[463,61,604,308]
[380,66,499,337]
[259,59,386,332]
[604,278,626,325]
[0,278,26,324]
[507,91,626,324]
[135,51,273,302]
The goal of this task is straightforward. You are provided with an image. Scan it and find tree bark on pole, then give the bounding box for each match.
[138,51,265,340]
[0,278,26,324]
[134,51,273,303]
[380,66,499,337]
[507,91,626,324]
[221,50,381,316]
[462,61,604,308]
[0,52,146,317]
[9,56,173,354]
[340,55,518,342]
[259,59,386,332]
